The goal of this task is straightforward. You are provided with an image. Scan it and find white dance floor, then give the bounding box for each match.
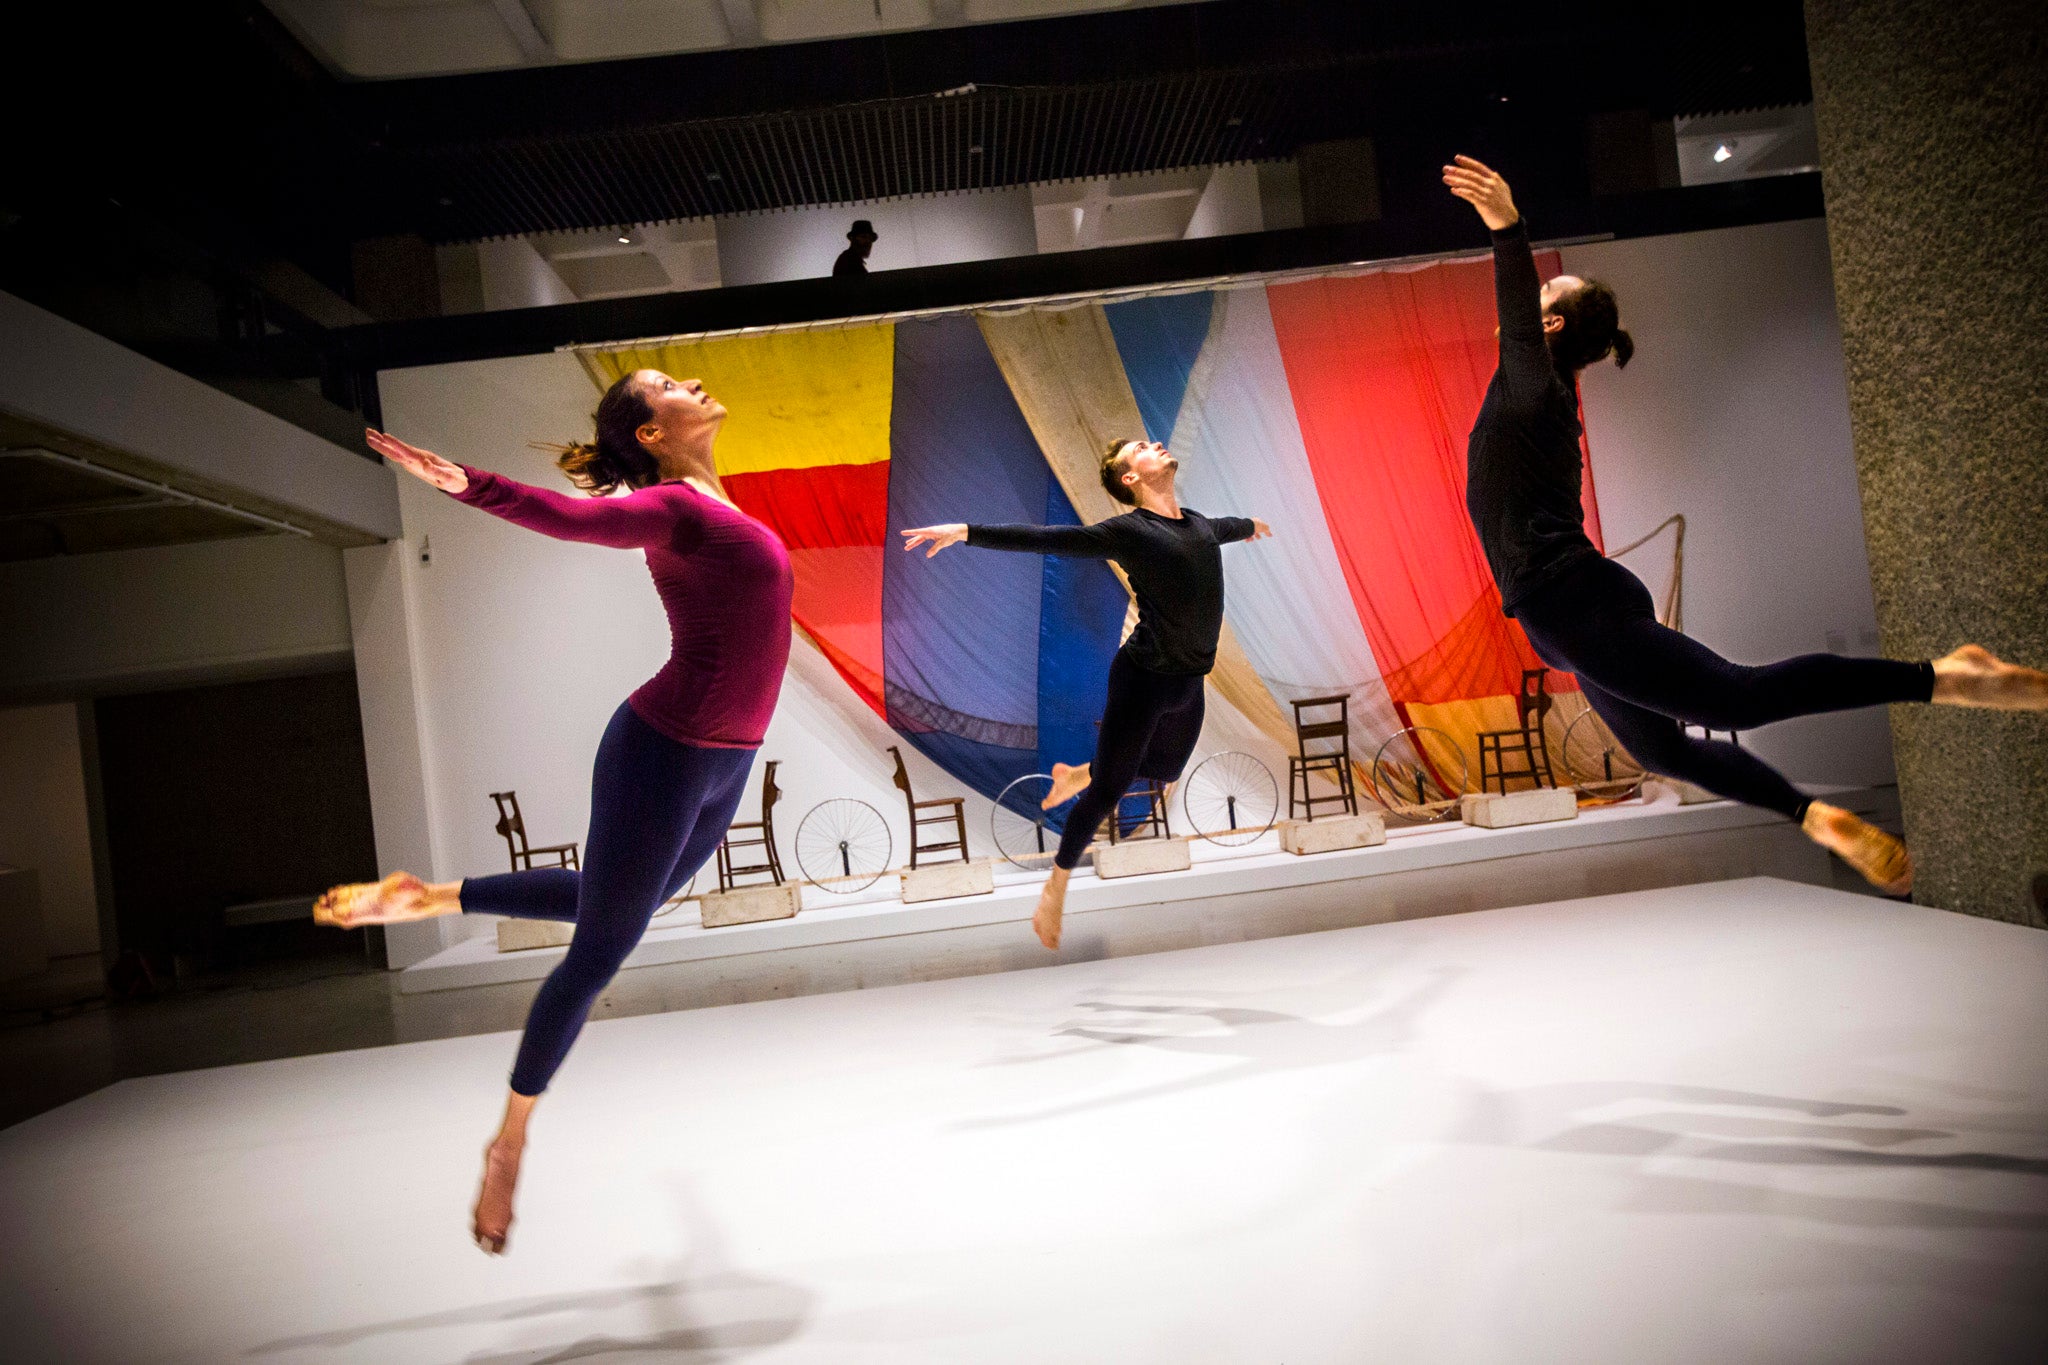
[5,877,2045,1364]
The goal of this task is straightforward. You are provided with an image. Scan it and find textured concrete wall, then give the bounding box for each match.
[1805,0,2048,925]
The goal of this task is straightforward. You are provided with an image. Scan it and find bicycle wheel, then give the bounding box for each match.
[1181,751,1278,845]
[1561,708,1644,802]
[794,799,893,893]
[650,869,699,919]
[1368,727,1470,821]
[992,773,1073,871]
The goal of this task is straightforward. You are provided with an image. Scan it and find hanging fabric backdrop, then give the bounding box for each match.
[579,250,1604,815]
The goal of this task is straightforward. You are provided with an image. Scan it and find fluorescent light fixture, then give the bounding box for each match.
[1713,143,1734,163]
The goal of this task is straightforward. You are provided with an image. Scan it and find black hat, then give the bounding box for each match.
[847,219,878,241]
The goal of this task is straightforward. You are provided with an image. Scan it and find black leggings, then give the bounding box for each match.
[1515,556,1933,820]
[1057,650,1206,869]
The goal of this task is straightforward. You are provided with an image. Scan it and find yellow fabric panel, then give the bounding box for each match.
[580,327,894,476]
[975,306,1300,757]
[1404,690,1592,794]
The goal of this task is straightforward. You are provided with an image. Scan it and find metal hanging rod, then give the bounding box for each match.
[566,232,1614,354]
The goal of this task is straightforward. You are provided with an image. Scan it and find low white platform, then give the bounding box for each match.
[6,878,2042,1363]
[397,786,1891,1007]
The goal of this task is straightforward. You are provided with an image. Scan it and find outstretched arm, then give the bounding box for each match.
[368,429,698,551]
[902,519,1125,559]
[1213,516,1271,544]
[1442,156,1551,393]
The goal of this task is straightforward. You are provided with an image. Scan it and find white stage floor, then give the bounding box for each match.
[5,878,2044,1364]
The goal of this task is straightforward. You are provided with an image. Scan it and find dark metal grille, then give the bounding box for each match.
[403,67,1307,243]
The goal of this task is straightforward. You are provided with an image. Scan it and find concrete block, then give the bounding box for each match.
[1460,787,1579,829]
[901,860,995,903]
[1278,811,1387,855]
[496,918,574,953]
[698,882,802,928]
[1672,780,1721,805]
[1093,837,1192,879]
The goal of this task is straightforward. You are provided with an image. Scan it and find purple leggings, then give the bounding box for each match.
[462,703,754,1095]
[1515,556,1933,820]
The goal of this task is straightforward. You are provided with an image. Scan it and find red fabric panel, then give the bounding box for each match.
[722,462,889,715]
[1266,254,1600,705]
[723,462,890,550]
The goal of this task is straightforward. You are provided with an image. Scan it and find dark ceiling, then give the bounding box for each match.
[1,0,1816,458]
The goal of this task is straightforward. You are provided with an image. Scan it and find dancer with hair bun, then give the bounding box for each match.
[1444,154,2047,894]
[904,438,1270,950]
[315,370,793,1254]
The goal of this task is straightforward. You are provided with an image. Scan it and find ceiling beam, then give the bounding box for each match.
[486,0,555,62]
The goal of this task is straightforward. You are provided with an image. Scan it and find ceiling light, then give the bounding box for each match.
[1713,143,1734,163]
[616,230,633,244]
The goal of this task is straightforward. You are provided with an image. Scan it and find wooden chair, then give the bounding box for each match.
[489,791,578,871]
[1287,695,1358,820]
[888,745,969,868]
[1104,779,1172,844]
[1475,669,1558,795]
[716,759,785,891]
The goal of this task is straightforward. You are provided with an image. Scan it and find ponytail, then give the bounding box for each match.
[1548,278,1633,373]
[546,372,660,495]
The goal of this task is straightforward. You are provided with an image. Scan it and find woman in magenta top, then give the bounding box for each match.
[316,369,792,1253]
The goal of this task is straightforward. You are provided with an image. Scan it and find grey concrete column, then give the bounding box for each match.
[1805,0,2048,924]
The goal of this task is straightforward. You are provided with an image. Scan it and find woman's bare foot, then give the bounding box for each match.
[1802,800,1913,895]
[314,872,432,928]
[1033,867,1071,950]
[472,1140,522,1255]
[1044,762,1091,809]
[1931,645,2048,710]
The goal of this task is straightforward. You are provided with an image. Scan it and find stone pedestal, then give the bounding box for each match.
[1278,811,1387,855]
[698,882,802,928]
[496,918,574,953]
[1649,778,1721,806]
[1460,787,1579,830]
[1093,837,1192,879]
[900,860,995,904]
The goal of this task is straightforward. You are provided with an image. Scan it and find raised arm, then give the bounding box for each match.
[1441,156,1552,397]
[368,430,698,552]
[901,518,1125,560]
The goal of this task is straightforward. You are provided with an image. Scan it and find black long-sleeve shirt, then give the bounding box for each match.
[967,507,1256,675]
[1465,219,1599,617]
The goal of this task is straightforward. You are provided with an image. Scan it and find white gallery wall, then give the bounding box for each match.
[1564,217,1891,788]
[369,215,1893,961]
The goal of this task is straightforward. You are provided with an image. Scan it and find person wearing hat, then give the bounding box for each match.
[833,219,878,278]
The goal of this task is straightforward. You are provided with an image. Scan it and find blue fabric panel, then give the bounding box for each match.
[885,315,1048,741]
[1103,292,1216,446]
[1034,474,1125,784]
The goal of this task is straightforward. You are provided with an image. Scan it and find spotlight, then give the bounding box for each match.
[1713,143,1734,163]
[616,229,633,244]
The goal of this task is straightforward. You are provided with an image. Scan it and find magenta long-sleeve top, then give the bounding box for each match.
[452,466,794,749]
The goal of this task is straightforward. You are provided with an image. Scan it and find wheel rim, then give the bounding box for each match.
[992,773,1071,871]
[1368,727,1470,820]
[1561,708,1644,801]
[1182,751,1278,845]
[794,799,893,893]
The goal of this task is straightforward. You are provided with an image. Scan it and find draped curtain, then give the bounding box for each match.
[578,249,1606,810]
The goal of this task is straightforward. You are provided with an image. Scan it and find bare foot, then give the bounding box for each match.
[1931,644,2048,710]
[1043,762,1091,810]
[313,872,434,928]
[1802,800,1913,895]
[472,1140,522,1255]
[1032,870,1070,950]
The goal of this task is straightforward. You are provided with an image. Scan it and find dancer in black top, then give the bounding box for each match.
[1444,154,2048,893]
[903,439,1270,947]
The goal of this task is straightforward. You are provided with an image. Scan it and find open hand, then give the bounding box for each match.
[1249,518,1272,541]
[901,523,968,557]
[1442,155,1519,231]
[366,429,468,494]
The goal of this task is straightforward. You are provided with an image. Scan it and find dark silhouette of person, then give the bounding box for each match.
[833,220,878,278]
